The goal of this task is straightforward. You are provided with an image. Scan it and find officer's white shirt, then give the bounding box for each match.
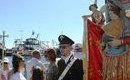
[62,52,74,64]
[26,58,45,80]
[9,72,26,80]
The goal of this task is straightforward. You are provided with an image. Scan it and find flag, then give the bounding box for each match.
[83,19,104,80]
[32,31,35,35]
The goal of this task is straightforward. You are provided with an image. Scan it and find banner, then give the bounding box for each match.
[86,19,104,80]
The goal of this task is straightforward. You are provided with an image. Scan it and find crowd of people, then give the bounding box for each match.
[1,0,129,80]
[0,35,84,80]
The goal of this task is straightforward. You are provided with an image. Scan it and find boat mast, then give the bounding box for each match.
[0,31,9,66]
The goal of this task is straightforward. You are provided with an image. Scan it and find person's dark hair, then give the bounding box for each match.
[45,48,56,62]
[32,66,44,80]
[89,4,98,11]
[32,50,40,58]
[107,0,121,17]
[108,0,121,17]
[12,54,24,73]
[32,50,40,55]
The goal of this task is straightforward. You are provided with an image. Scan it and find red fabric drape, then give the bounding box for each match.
[121,0,130,4]
[87,19,104,80]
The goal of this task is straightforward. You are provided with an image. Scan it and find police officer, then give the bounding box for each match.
[57,35,84,80]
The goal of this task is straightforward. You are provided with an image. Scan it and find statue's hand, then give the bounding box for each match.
[108,39,121,47]
[125,9,130,18]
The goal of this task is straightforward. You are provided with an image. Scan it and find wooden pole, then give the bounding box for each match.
[82,17,89,80]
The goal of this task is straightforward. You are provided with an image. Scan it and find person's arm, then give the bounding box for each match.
[74,59,84,80]
[26,62,32,80]
[0,70,3,80]
[0,75,2,80]
[82,15,91,20]
[108,36,130,47]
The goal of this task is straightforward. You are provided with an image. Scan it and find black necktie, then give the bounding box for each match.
[66,55,74,65]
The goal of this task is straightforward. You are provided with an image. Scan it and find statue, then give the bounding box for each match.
[82,0,105,27]
[103,0,130,80]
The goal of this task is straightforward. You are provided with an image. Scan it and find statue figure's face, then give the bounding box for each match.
[109,11,119,20]
[90,6,97,12]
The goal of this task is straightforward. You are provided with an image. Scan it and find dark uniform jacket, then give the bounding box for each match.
[57,55,84,80]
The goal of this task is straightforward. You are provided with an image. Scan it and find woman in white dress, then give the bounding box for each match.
[8,53,26,80]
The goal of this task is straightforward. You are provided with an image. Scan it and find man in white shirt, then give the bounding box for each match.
[26,50,45,80]
[73,43,83,60]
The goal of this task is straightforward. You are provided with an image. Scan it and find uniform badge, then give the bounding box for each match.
[60,35,64,41]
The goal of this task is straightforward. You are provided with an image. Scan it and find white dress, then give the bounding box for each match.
[9,72,26,80]
[26,58,45,80]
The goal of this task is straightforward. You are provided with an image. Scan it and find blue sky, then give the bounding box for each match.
[0,0,104,48]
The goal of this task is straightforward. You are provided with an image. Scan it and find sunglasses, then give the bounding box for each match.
[4,62,8,64]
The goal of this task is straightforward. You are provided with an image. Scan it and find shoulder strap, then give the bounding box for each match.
[58,57,77,80]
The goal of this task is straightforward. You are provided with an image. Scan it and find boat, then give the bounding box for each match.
[14,36,49,56]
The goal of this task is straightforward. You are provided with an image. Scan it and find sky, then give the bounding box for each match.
[0,0,105,48]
